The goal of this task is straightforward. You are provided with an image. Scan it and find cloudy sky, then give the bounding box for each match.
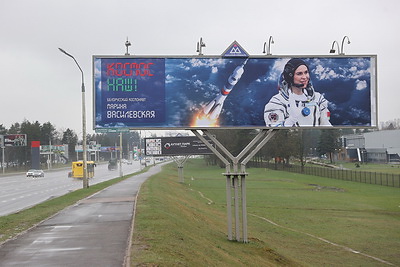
[1,0,399,134]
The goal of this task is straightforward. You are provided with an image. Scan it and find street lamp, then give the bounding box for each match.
[58,48,89,189]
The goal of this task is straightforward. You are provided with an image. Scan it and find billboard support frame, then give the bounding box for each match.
[171,155,190,183]
[192,129,277,242]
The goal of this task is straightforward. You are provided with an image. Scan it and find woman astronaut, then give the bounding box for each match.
[264,58,332,127]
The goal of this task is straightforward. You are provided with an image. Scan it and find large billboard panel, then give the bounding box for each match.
[93,56,377,129]
[145,136,213,156]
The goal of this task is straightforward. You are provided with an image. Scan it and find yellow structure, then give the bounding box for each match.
[69,161,96,178]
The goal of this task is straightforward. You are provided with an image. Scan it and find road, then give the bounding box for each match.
[0,163,164,267]
[0,161,144,216]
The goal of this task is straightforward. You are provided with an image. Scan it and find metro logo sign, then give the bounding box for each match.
[222,41,249,57]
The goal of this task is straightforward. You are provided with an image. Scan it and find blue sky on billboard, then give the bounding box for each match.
[94,56,375,129]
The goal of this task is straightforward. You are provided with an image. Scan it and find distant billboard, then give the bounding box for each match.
[3,134,27,147]
[145,136,213,156]
[93,55,377,129]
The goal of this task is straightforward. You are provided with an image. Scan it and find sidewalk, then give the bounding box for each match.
[0,164,163,267]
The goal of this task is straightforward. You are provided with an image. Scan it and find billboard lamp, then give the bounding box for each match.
[340,36,351,55]
[330,40,340,54]
[58,47,89,189]
[262,36,274,55]
[125,37,131,55]
[196,37,206,56]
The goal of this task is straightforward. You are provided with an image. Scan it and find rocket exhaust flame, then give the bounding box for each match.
[191,112,219,127]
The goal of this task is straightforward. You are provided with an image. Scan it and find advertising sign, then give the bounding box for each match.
[145,136,213,156]
[3,134,27,147]
[94,55,377,129]
[40,145,67,154]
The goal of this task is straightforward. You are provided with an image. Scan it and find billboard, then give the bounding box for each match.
[93,56,377,129]
[145,136,213,156]
[3,134,27,147]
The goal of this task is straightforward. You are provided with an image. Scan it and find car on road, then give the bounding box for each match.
[26,169,45,177]
[108,159,118,171]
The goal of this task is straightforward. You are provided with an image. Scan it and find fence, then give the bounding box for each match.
[248,161,400,188]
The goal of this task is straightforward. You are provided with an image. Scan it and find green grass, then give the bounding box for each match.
[0,167,149,244]
[337,162,400,174]
[131,159,400,266]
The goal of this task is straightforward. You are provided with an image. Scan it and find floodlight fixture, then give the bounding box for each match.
[340,36,351,55]
[330,40,340,54]
[125,37,131,55]
[262,36,274,55]
[196,37,206,56]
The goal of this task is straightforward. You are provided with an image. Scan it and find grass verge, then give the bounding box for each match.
[0,167,149,244]
[131,159,400,266]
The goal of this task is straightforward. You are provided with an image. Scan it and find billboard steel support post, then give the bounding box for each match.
[241,173,247,242]
[171,155,190,183]
[1,146,4,174]
[119,133,123,178]
[192,129,277,243]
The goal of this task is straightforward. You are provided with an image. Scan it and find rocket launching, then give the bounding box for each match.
[202,59,248,120]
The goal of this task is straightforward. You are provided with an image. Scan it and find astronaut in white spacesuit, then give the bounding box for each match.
[264,58,332,127]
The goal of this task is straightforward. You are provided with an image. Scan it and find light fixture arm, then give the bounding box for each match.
[125,37,131,56]
[330,40,340,54]
[267,36,274,55]
[263,36,274,55]
[196,37,206,56]
[58,48,84,92]
[340,36,351,55]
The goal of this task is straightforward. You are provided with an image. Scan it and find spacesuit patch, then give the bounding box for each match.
[268,113,279,122]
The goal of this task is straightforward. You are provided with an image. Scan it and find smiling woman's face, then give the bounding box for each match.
[293,65,309,88]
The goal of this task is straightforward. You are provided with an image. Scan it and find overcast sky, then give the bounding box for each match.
[1,0,399,135]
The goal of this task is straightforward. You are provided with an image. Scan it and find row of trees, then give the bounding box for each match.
[205,128,345,167]
[2,118,395,170]
[0,120,141,170]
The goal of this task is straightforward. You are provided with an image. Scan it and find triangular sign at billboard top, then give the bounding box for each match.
[222,41,249,57]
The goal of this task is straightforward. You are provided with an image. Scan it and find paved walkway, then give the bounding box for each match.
[0,164,163,267]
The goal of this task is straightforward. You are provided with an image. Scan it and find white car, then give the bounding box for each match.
[26,169,45,177]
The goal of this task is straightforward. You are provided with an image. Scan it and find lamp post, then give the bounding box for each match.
[58,48,89,189]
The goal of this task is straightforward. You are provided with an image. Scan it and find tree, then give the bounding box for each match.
[40,122,57,145]
[206,129,257,167]
[317,129,341,163]
[62,128,78,161]
[0,124,7,135]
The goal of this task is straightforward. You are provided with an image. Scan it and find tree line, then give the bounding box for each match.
[0,120,141,170]
[1,118,394,171]
[204,128,351,168]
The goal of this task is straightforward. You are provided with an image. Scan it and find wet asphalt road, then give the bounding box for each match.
[0,163,163,267]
